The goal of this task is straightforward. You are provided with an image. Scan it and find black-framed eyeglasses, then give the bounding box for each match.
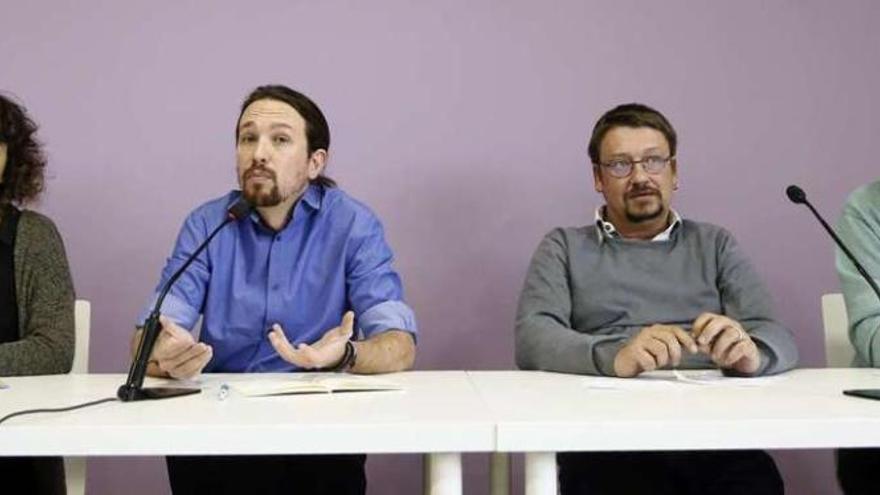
[598,155,674,178]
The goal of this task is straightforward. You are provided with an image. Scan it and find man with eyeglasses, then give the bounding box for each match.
[515,103,797,495]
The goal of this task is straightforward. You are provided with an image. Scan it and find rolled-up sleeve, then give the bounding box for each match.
[136,212,210,331]
[346,215,417,339]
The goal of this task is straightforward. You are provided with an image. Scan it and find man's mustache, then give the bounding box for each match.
[625,186,660,199]
[244,166,276,181]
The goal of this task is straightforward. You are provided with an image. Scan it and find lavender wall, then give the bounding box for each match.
[3,1,878,493]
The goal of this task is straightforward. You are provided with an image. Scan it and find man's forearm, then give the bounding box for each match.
[516,317,638,375]
[351,329,415,374]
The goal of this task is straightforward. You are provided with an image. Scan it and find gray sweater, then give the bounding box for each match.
[0,210,75,375]
[836,180,880,367]
[516,220,798,376]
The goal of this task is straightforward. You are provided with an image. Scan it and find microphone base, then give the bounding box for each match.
[843,388,880,401]
[117,385,201,402]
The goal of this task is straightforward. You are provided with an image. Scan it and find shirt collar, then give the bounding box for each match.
[300,183,323,211]
[594,206,682,243]
[238,184,324,228]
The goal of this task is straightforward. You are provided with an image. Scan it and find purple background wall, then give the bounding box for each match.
[2,1,878,493]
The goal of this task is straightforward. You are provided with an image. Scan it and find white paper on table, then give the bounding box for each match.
[582,370,784,390]
[582,375,680,391]
[671,369,784,387]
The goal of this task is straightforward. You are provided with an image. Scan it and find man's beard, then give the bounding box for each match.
[244,183,282,207]
[624,189,664,223]
[242,168,283,207]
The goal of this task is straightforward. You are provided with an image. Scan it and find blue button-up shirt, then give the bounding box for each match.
[138,185,417,372]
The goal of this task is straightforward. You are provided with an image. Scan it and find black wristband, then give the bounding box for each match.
[329,341,356,372]
[346,340,358,371]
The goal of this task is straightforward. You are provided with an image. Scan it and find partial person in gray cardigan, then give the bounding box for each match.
[0,95,74,376]
[0,92,73,495]
[834,180,880,495]
[0,209,75,375]
[836,179,880,367]
[517,103,795,495]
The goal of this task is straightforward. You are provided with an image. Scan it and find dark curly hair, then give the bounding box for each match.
[0,93,46,206]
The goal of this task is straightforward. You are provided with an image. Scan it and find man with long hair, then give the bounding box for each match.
[133,85,417,494]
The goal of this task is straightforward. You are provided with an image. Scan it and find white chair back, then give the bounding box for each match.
[72,300,90,373]
[821,293,855,367]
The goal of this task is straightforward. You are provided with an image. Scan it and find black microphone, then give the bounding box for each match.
[786,185,880,304]
[787,185,880,400]
[118,197,253,402]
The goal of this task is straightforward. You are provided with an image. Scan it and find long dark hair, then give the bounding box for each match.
[237,85,336,188]
[0,93,46,205]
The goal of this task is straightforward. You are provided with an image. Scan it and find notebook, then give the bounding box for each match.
[229,375,402,397]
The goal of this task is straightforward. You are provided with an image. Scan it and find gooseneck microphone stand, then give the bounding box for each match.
[117,198,252,402]
[787,185,880,400]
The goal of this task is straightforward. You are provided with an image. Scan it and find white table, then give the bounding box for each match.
[6,369,880,495]
[0,371,495,495]
[468,368,880,495]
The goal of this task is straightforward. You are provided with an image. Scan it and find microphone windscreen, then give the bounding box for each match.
[786,185,807,204]
[227,198,253,221]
